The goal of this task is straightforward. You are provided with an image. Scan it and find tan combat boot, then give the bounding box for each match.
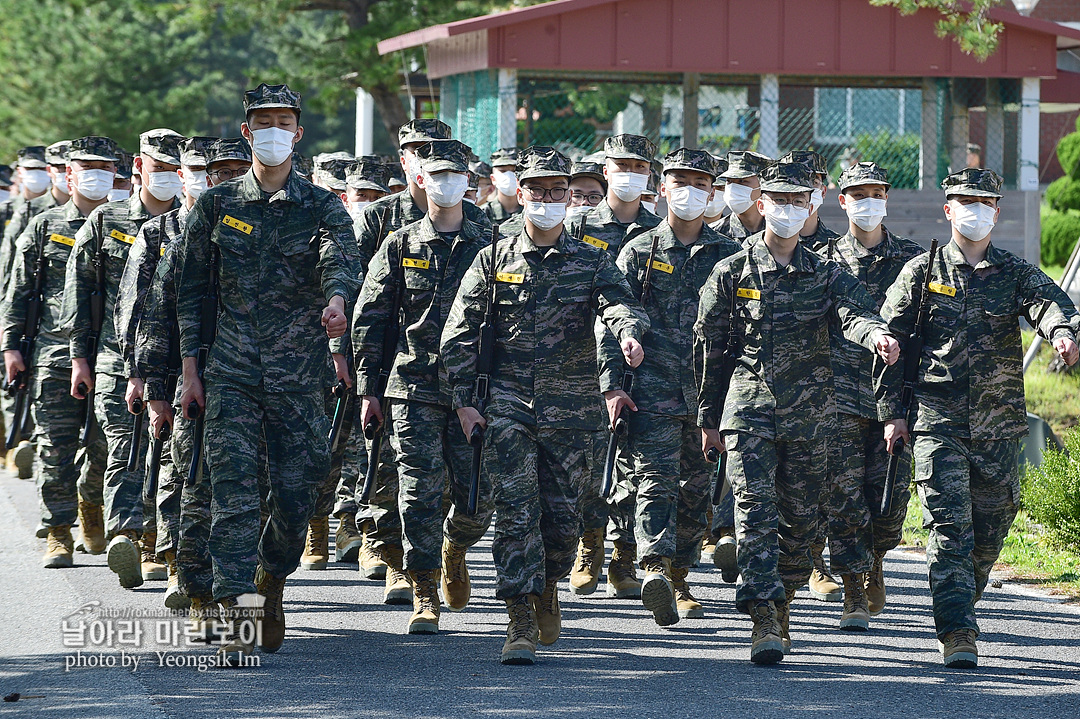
[535,579,561,645]
[749,600,784,665]
[75,500,106,555]
[106,530,144,588]
[808,548,842,602]
[700,534,717,565]
[141,529,166,581]
[162,550,190,610]
[776,587,796,654]
[357,520,388,580]
[214,596,258,668]
[12,439,33,479]
[300,515,330,570]
[640,556,678,626]
[606,541,641,599]
[671,566,704,619]
[713,527,739,584]
[440,536,471,612]
[501,595,539,665]
[569,527,604,595]
[333,512,363,563]
[840,573,870,632]
[43,526,74,568]
[940,628,978,668]
[255,565,286,653]
[865,551,886,615]
[383,544,412,605]
[408,569,441,634]
[186,597,220,643]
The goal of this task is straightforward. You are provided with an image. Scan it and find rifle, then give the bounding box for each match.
[6,219,49,450]
[466,222,500,516]
[328,379,350,453]
[881,238,939,515]
[128,214,168,472]
[706,272,741,505]
[80,213,107,446]
[146,323,180,505]
[187,244,219,486]
[358,226,405,504]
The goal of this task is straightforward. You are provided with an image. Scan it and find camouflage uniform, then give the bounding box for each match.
[877,169,1079,639]
[441,147,649,600]
[714,151,772,245]
[484,148,522,225]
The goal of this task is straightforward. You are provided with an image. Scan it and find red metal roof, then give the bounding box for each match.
[379,0,1080,80]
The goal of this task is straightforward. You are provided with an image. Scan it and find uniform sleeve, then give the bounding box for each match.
[1018,263,1079,344]
[351,233,399,397]
[136,246,177,402]
[354,203,387,277]
[115,221,157,378]
[60,209,100,360]
[591,249,649,345]
[0,219,40,352]
[0,204,30,290]
[316,198,361,308]
[829,264,888,352]
[874,258,921,421]
[693,263,732,429]
[175,195,213,360]
[439,248,490,412]
[596,243,643,393]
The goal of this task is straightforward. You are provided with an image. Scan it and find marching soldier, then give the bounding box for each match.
[780,150,840,254]
[714,150,771,243]
[485,148,522,223]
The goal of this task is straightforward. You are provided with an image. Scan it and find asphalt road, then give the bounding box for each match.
[2,469,1078,719]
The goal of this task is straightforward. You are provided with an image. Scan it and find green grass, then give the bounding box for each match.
[1023,330,1080,437]
[1042,264,1065,283]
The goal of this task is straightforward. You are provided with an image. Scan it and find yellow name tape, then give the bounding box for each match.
[49,233,75,247]
[928,282,956,297]
[402,257,430,269]
[109,229,135,244]
[582,235,609,251]
[650,260,674,274]
[737,287,761,300]
[496,272,524,284]
[222,215,252,234]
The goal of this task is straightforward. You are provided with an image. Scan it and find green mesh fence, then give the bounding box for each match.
[439,70,500,161]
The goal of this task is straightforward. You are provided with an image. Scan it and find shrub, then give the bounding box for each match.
[1040,209,1080,266]
[1022,428,1080,552]
[1058,132,1080,180]
[1046,176,1080,213]
[852,130,921,190]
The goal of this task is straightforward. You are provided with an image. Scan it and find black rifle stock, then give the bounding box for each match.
[328,379,350,453]
[80,214,107,446]
[187,244,219,486]
[126,398,145,472]
[146,325,180,504]
[881,238,940,516]
[6,219,49,450]
[708,273,741,505]
[466,223,500,516]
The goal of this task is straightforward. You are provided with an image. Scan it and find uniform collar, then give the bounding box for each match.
[591,197,652,228]
[418,212,488,244]
[941,238,1006,269]
[513,226,577,257]
[653,220,729,251]
[62,199,84,221]
[748,232,815,274]
[239,168,305,204]
[838,227,902,259]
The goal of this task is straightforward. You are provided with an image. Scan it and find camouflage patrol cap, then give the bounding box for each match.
[0,165,13,186]
[17,146,46,169]
[490,147,519,168]
[68,136,120,163]
[604,134,657,163]
[397,119,452,148]
[838,162,891,192]
[315,155,353,192]
[570,158,606,186]
[244,82,301,114]
[292,151,313,178]
[467,170,480,190]
[760,162,816,193]
[46,141,71,165]
[179,137,218,167]
[516,145,572,182]
[387,162,406,188]
[644,169,660,197]
[206,138,252,166]
[346,157,390,193]
[721,150,773,179]
[116,149,134,179]
[780,150,828,177]
[942,168,1003,199]
[139,129,183,165]
[711,154,729,186]
[416,139,471,174]
[662,147,719,179]
[470,160,492,178]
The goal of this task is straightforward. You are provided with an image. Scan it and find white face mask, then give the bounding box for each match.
[705,189,727,217]
[762,197,810,239]
[405,153,422,185]
[422,171,469,208]
[348,200,371,220]
[566,204,592,222]
[845,197,888,232]
[52,170,68,192]
[641,200,658,215]
[666,185,711,221]
[608,171,649,202]
[74,169,116,202]
[724,183,757,215]
[146,171,183,202]
[182,169,208,200]
[524,200,566,231]
[107,188,132,202]
[810,188,824,214]
[949,200,996,242]
[250,127,296,167]
[0,188,9,204]
[21,169,50,194]
[492,169,518,196]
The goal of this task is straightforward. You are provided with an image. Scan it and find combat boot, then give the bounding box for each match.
[700,534,717,565]
[939,628,978,668]
[776,587,796,654]
[255,565,286,653]
[865,551,886,615]
[214,596,258,668]
[12,439,33,479]
[106,530,144,588]
[671,566,704,619]
[43,525,74,568]
[569,527,604,595]
[357,521,387,580]
[382,544,412,605]
[333,512,362,563]
[186,597,220,643]
[162,550,190,610]
[606,541,641,598]
[440,536,471,611]
[535,579,561,645]
[408,569,441,634]
[713,527,739,584]
[840,573,870,632]
[640,557,678,626]
[749,600,784,665]
[500,595,539,665]
[75,499,106,555]
[808,549,842,602]
[141,529,166,581]
[300,515,330,570]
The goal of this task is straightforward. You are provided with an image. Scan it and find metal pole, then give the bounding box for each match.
[1023,234,1080,373]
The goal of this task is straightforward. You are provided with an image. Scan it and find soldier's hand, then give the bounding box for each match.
[873,331,900,366]
[1053,336,1079,366]
[332,353,353,388]
[71,358,94,399]
[125,378,145,414]
[456,406,486,440]
[701,428,725,459]
[179,358,204,418]
[3,350,25,385]
[322,296,348,339]
[621,337,644,368]
[360,395,383,429]
[884,419,909,455]
[147,400,174,438]
[603,390,636,431]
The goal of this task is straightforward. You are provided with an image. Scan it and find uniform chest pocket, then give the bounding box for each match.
[404,268,437,292]
[495,280,528,307]
[981,293,1017,319]
[792,285,829,322]
[737,296,765,323]
[277,230,316,258]
[103,235,133,263]
[555,283,592,307]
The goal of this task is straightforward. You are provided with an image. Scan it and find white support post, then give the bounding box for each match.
[354,88,375,157]
[920,78,939,190]
[759,74,779,159]
[497,69,518,151]
[1019,77,1041,264]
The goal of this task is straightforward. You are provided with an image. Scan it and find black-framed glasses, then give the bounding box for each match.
[521,185,568,202]
[571,191,604,206]
[208,168,245,182]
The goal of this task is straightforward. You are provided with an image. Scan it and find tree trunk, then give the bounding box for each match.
[367,82,411,149]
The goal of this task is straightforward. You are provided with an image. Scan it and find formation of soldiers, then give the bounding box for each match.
[2,82,1077,670]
